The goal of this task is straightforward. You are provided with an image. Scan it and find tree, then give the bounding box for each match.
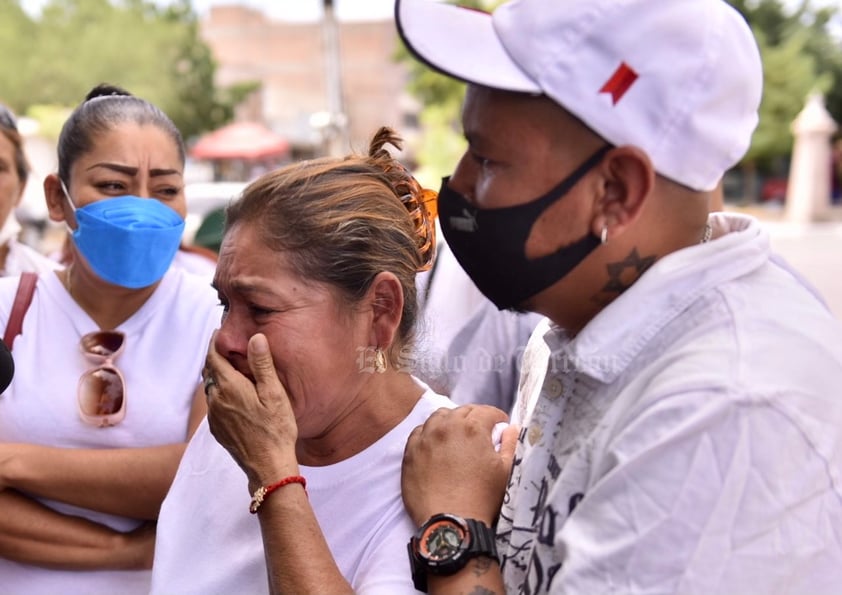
[0,0,255,140]
[156,0,260,140]
[0,0,39,113]
[745,27,832,168]
[395,0,501,186]
[730,0,841,171]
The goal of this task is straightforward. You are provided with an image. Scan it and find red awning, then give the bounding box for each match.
[190,121,290,161]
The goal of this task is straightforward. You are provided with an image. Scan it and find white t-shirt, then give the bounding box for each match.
[1,239,62,276]
[151,388,454,595]
[415,236,543,412]
[499,213,842,594]
[0,215,62,277]
[0,268,221,595]
[172,247,217,280]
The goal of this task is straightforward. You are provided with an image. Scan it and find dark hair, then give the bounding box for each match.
[57,83,185,184]
[224,126,436,352]
[0,104,29,185]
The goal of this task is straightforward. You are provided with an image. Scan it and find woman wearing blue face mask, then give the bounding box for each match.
[0,84,220,594]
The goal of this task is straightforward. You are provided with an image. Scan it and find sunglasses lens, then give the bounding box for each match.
[81,331,124,357]
[77,330,127,427]
[78,367,124,417]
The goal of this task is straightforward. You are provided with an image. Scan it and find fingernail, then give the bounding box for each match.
[250,333,269,354]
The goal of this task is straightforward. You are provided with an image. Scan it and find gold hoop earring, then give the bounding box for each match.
[600,226,608,245]
[374,348,387,374]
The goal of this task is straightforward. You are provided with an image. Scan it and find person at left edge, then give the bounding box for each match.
[0,103,62,276]
[0,338,13,394]
[0,84,220,595]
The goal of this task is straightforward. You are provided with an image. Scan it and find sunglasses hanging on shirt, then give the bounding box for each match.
[77,330,127,427]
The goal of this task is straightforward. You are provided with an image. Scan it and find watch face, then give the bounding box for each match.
[419,518,468,562]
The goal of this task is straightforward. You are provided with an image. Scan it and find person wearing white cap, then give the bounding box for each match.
[396,0,842,594]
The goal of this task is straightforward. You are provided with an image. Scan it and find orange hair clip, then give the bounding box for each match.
[385,160,438,272]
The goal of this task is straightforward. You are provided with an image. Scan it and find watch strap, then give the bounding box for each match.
[465,518,498,559]
[408,515,498,593]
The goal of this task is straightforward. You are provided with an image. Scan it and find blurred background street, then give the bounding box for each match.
[758,208,842,318]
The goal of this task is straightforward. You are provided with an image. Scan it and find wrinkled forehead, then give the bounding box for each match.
[214,224,251,284]
[214,224,295,290]
[75,123,184,172]
[213,223,342,313]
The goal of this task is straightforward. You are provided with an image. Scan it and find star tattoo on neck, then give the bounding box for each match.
[601,248,657,296]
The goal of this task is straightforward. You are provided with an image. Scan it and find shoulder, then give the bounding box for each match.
[0,272,50,333]
[172,247,217,278]
[6,242,63,275]
[0,275,22,294]
[153,268,222,324]
[0,272,42,305]
[0,276,19,321]
[163,267,216,300]
[413,389,457,420]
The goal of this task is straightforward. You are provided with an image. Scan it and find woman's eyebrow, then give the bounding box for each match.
[85,162,181,177]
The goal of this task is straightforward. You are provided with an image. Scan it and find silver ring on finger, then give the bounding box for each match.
[204,375,217,396]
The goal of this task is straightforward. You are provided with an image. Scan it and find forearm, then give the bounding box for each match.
[256,481,353,595]
[428,557,505,595]
[0,489,153,570]
[0,443,186,520]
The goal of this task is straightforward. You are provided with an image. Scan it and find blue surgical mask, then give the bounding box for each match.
[62,183,185,289]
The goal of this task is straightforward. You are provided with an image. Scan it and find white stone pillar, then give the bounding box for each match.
[786,93,838,223]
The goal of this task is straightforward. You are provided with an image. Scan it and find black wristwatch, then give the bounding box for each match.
[407,513,498,593]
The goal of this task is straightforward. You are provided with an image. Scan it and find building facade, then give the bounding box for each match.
[200,5,418,159]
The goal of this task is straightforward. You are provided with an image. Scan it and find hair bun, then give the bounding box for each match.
[368,126,437,272]
[84,83,132,103]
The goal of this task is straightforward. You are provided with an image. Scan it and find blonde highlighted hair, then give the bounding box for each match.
[224,126,436,348]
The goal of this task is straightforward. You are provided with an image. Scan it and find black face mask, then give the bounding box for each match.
[438,145,611,311]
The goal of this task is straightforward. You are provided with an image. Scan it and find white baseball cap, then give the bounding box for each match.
[395,0,763,192]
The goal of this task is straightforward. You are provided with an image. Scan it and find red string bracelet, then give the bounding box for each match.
[249,475,307,514]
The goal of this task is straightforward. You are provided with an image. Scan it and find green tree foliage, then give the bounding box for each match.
[730,0,841,168]
[395,0,502,183]
[0,0,254,139]
[157,0,260,140]
[0,1,39,112]
[747,28,832,166]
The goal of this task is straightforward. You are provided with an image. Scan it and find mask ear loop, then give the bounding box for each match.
[59,180,80,233]
[58,180,80,276]
[59,180,76,212]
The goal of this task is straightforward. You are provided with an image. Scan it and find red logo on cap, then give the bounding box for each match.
[599,62,638,105]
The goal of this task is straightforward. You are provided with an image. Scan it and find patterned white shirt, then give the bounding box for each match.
[498,213,842,594]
